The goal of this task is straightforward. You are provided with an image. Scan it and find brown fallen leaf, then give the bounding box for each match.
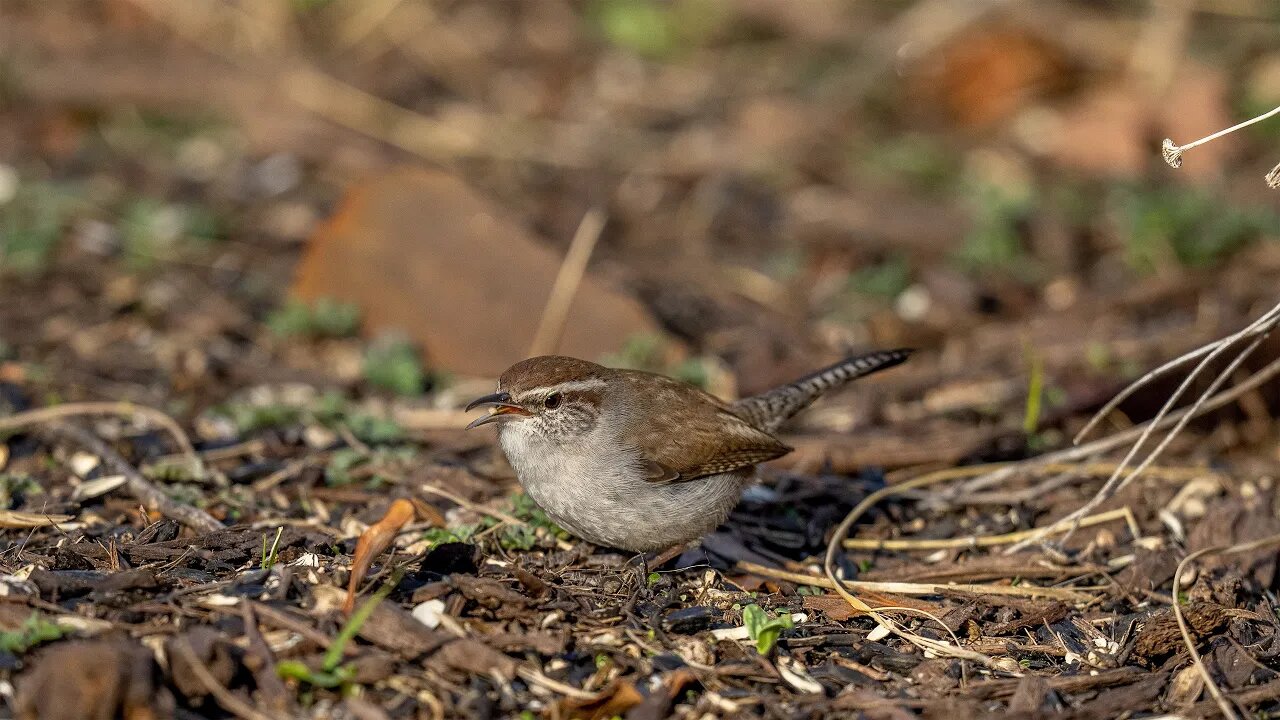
[432,638,518,680]
[802,591,939,621]
[627,668,698,720]
[560,679,645,720]
[0,510,74,529]
[344,498,418,615]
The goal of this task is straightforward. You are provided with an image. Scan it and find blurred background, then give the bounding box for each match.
[2,0,1279,468]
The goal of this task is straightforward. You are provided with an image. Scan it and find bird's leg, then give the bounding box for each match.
[624,538,696,571]
[647,542,693,569]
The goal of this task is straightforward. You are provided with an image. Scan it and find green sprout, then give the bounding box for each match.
[260,526,285,569]
[277,569,401,688]
[742,604,794,655]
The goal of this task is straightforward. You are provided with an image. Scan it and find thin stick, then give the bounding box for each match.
[171,637,283,720]
[527,207,607,357]
[0,401,205,476]
[821,472,1018,671]
[952,354,1280,499]
[1074,303,1280,444]
[1006,327,1273,553]
[416,483,524,527]
[738,561,1093,602]
[1170,534,1280,720]
[46,422,223,533]
[843,507,1137,551]
[517,666,605,702]
[1163,105,1280,168]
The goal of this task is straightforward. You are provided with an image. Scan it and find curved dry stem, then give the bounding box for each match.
[952,354,1280,500]
[0,401,207,479]
[822,469,1015,674]
[527,207,607,357]
[1162,104,1280,169]
[1075,302,1280,444]
[1170,534,1280,720]
[1005,328,1271,553]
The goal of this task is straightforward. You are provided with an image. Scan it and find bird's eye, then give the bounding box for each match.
[543,392,561,409]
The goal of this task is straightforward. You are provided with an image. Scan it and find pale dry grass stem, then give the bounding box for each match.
[1162,104,1280,188]
[1170,533,1280,720]
[527,207,608,358]
[1002,303,1280,553]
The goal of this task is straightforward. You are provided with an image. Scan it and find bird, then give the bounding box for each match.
[465,349,912,553]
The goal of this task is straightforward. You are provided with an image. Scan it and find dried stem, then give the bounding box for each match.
[45,422,223,533]
[0,400,206,478]
[948,353,1280,501]
[1170,534,1280,720]
[1162,104,1280,187]
[1004,309,1278,552]
[527,207,607,358]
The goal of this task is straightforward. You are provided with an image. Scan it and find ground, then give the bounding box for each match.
[2,2,1280,719]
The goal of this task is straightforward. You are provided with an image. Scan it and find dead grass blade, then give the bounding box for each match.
[527,207,607,357]
[843,507,1139,551]
[739,561,1094,603]
[1171,533,1280,720]
[0,400,206,479]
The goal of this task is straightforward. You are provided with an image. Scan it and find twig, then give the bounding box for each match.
[171,637,283,720]
[1075,302,1280,444]
[416,483,524,527]
[1170,534,1280,720]
[527,207,607,357]
[516,666,604,702]
[45,422,223,533]
[1005,314,1277,552]
[842,507,1138,551]
[950,353,1280,500]
[738,561,1093,602]
[0,401,206,477]
[1163,105,1280,184]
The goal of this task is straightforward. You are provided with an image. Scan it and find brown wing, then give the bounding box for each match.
[617,371,792,485]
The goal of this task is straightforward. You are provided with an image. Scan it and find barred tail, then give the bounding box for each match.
[732,349,913,432]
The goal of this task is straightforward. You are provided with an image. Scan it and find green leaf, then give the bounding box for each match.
[741,604,794,655]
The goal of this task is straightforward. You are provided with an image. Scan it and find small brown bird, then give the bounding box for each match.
[466,349,911,552]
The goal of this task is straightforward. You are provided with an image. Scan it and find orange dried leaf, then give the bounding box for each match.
[343,498,417,615]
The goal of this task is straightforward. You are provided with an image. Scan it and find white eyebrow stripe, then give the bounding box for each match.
[547,379,608,393]
[519,378,608,397]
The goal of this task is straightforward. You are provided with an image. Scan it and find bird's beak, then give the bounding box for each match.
[465,392,531,429]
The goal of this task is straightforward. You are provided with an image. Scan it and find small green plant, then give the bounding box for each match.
[956,183,1035,276]
[267,297,361,338]
[0,613,63,654]
[120,198,221,270]
[363,336,425,396]
[741,604,793,655]
[1022,344,1044,437]
[277,570,401,688]
[323,446,416,487]
[260,526,285,569]
[0,473,42,509]
[590,0,725,59]
[422,523,485,549]
[1114,184,1280,273]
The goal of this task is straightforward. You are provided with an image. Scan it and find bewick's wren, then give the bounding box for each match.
[465,349,911,552]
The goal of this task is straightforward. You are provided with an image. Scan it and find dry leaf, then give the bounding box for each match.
[0,511,74,529]
[343,498,418,615]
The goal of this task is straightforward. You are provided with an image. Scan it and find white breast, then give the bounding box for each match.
[497,420,748,551]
